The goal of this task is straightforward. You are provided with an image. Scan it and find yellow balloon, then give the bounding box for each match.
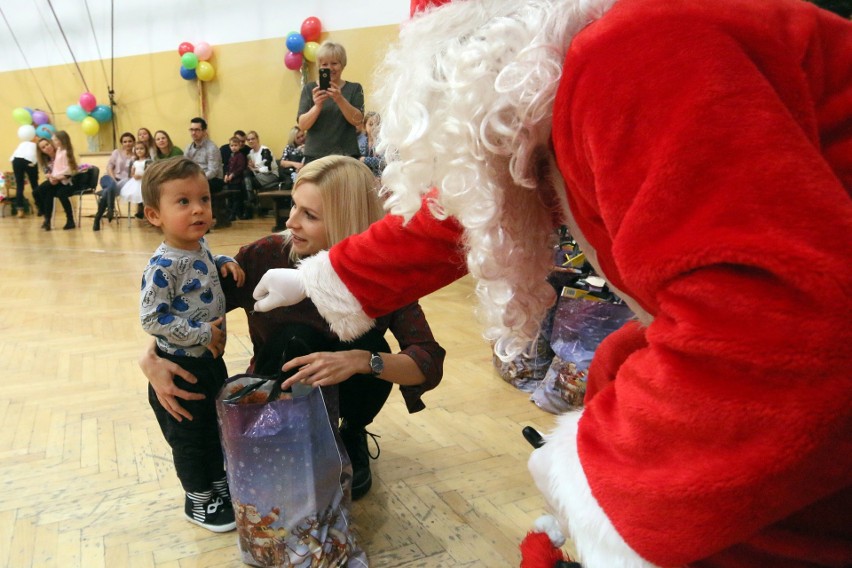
[303,41,319,63]
[81,116,100,136]
[197,61,216,82]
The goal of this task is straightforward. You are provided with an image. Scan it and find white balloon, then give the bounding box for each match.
[17,124,36,141]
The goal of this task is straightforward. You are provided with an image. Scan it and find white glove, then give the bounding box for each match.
[252,268,306,312]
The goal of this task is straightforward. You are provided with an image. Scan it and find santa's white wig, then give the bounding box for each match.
[374,0,617,359]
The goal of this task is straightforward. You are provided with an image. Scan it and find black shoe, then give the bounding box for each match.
[63,220,76,230]
[340,422,380,500]
[41,221,51,231]
[184,495,236,533]
[93,217,101,231]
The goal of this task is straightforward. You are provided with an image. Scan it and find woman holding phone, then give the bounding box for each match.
[297,42,364,163]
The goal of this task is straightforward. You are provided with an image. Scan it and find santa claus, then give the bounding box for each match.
[253,0,852,565]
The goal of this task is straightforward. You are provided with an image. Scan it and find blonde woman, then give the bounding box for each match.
[140,156,445,501]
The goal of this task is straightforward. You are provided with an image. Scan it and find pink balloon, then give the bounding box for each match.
[79,92,97,113]
[284,51,303,71]
[194,42,213,61]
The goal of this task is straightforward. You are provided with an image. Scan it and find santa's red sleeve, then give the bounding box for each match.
[297,196,468,341]
[532,1,852,567]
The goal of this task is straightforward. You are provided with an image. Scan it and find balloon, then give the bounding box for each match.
[66,104,87,122]
[35,124,56,139]
[196,61,215,82]
[81,116,100,136]
[181,52,199,70]
[178,41,194,55]
[179,65,197,80]
[12,107,32,125]
[284,51,303,71]
[303,41,320,63]
[31,110,49,125]
[79,92,97,113]
[17,124,36,141]
[300,17,322,42]
[286,33,305,54]
[91,104,112,122]
[194,41,213,61]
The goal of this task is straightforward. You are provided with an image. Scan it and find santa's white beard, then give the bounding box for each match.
[373,0,617,358]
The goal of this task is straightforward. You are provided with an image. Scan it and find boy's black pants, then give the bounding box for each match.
[148,349,227,493]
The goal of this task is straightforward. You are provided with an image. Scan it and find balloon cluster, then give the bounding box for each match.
[178,42,216,82]
[66,92,113,136]
[12,106,56,141]
[284,17,323,71]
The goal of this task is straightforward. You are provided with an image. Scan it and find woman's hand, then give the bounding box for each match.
[281,350,370,389]
[326,83,344,105]
[312,85,330,107]
[139,340,204,422]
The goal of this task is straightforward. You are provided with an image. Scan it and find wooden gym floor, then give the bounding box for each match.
[0,201,559,567]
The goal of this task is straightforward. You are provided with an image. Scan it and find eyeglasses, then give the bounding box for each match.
[189,127,202,132]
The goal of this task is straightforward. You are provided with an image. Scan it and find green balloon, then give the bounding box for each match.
[12,107,32,125]
[181,52,199,70]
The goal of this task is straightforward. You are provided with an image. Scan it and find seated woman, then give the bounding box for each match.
[278,126,306,190]
[241,130,278,220]
[94,131,135,230]
[154,130,183,160]
[36,131,78,231]
[359,112,385,178]
[140,156,445,501]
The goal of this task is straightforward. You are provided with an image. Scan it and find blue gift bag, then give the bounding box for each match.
[217,375,367,567]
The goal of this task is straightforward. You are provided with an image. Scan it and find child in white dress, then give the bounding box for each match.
[121,142,152,211]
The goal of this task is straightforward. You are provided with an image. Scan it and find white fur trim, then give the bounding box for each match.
[528,411,661,568]
[297,251,376,341]
[534,514,566,548]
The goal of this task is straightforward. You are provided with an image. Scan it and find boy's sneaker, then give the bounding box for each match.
[184,494,236,532]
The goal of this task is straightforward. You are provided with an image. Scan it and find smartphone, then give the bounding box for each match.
[318,68,331,91]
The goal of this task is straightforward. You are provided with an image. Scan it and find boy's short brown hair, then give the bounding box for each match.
[142,157,205,209]
[229,137,241,145]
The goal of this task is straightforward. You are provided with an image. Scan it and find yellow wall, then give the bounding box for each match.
[1,24,399,166]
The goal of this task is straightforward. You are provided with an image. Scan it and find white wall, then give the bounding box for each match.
[0,0,409,73]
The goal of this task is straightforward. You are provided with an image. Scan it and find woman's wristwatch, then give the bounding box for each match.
[369,352,384,376]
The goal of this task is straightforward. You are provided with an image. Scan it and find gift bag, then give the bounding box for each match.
[530,288,634,414]
[217,375,367,568]
[492,304,556,392]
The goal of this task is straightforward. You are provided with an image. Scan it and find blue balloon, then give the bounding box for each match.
[180,65,197,80]
[66,104,87,122]
[35,124,56,139]
[90,104,112,123]
[286,33,305,54]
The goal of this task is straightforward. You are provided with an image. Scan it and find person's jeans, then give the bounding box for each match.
[12,157,38,209]
[98,175,129,214]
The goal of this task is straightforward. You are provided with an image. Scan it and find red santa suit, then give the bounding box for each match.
[254,0,852,566]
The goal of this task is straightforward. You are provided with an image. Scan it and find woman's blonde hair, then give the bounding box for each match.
[286,126,303,147]
[316,41,347,67]
[287,155,383,261]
